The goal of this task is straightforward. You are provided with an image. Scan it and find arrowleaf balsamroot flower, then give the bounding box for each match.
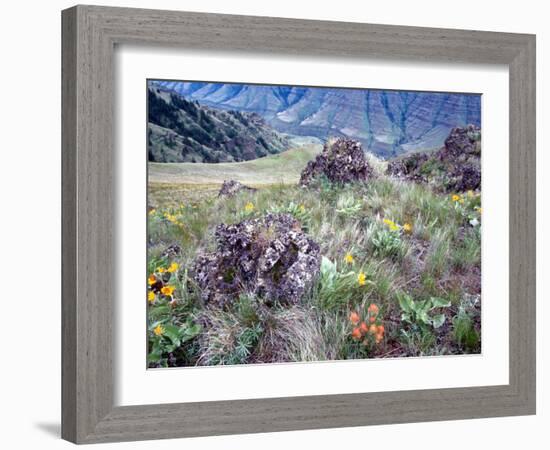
[167,262,179,273]
[245,202,255,212]
[403,223,413,234]
[147,274,156,285]
[344,253,354,264]
[451,194,461,202]
[147,291,155,303]
[160,285,175,296]
[357,272,367,286]
[153,324,164,336]
[383,218,400,232]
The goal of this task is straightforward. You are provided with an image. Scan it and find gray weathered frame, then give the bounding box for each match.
[61,4,536,444]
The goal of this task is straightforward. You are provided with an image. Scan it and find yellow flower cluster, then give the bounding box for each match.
[244,202,255,213]
[163,212,185,229]
[357,272,367,286]
[167,262,179,273]
[344,253,354,264]
[160,285,175,296]
[451,194,465,204]
[147,262,180,304]
[383,218,413,234]
[382,218,400,231]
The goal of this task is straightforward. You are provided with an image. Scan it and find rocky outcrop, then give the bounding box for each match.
[386,125,481,192]
[218,180,257,197]
[299,138,374,187]
[191,213,320,308]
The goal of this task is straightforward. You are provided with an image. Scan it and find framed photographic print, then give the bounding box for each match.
[62,5,536,444]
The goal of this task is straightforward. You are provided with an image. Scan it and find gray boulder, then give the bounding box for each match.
[191,213,320,308]
[299,138,374,187]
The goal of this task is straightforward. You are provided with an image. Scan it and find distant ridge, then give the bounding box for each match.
[150,80,481,158]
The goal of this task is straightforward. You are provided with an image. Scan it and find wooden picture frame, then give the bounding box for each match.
[62,5,536,444]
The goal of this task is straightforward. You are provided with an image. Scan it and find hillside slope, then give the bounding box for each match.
[148,87,289,163]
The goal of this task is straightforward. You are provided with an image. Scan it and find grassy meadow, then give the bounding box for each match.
[146,141,481,368]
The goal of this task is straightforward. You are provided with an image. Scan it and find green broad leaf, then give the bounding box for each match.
[164,343,177,353]
[398,294,414,313]
[418,311,430,325]
[147,351,162,363]
[162,324,182,346]
[430,297,451,309]
[184,323,202,337]
[416,299,431,314]
[148,305,171,319]
[432,314,446,329]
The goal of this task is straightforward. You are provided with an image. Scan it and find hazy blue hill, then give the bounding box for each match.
[148,86,288,163]
[150,80,480,158]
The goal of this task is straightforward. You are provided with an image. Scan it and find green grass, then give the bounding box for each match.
[149,143,322,184]
[146,147,482,367]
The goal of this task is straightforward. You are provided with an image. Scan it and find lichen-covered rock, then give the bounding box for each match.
[218,180,257,197]
[442,125,481,160]
[386,152,430,183]
[191,213,320,308]
[299,138,374,187]
[386,125,481,192]
[160,243,182,259]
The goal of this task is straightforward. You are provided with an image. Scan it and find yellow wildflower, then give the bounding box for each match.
[148,209,156,216]
[403,223,413,234]
[164,213,178,223]
[245,202,255,213]
[147,291,155,303]
[167,262,179,273]
[357,272,367,286]
[153,324,164,336]
[451,194,461,202]
[383,218,399,232]
[156,267,165,273]
[344,253,354,264]
[147,274,156,285]
[161,285,175,296]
